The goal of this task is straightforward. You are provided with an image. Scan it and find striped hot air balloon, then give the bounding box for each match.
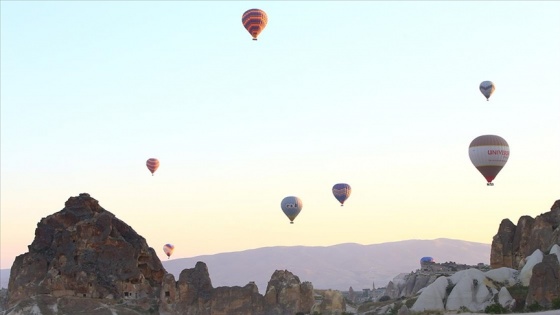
[479,81,495,101]
[468,135,509,186]
[242,9,268,40]
[146,158,160,176]
[280,196,302,224]
[332,183,351,206]
[163,244,174,259]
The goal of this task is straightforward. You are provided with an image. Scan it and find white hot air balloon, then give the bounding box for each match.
[468,135,509,186]
[280,196,302,224]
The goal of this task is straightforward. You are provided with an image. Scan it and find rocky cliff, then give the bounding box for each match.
[491,200,560,269]
[3,193,329,315]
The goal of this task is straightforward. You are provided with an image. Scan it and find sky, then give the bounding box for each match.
[1,1,559,270]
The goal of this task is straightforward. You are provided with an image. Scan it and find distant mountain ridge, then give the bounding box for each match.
[161,238,490,293]
[0,238,490,292]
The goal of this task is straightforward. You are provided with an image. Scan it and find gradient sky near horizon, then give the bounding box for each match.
[1,1,559,270]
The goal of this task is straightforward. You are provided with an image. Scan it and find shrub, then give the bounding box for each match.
[526,301,543,312]
[552,297,560,310]
[484,303,508,314]
[379,295,391,302]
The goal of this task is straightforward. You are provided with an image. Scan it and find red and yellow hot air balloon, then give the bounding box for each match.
[146,158,160,176]
[468,135,509,186]
[163,244,174,259]
[242,9,268,40]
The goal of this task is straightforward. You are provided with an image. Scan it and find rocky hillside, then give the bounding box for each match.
[356,199,559,314]
[0,193,343,315]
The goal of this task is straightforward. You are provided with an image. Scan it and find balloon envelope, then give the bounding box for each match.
[479,81,495,100]
[242,9,268,40]
[163,244,174,258]
[420,256,435,263]
[332,183,351,206]
[468,135,509,185]
[280,196,302,224]
[146,158,160,175]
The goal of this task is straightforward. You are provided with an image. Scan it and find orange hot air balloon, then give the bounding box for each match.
[468,135,509,186]
[146,158,160,176]
[242,9,268,40]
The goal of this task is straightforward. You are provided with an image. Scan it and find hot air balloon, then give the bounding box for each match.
[281,196,302,224]
[242,9,268,40]
[420,256,435,263]
[146,158,160,176]
[468,135,509,186]
[163,244,174,259]
[332,183,351,206]
[479,81,495,101]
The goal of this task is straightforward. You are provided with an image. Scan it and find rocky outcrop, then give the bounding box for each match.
[4,194,320,315]
[263,270,314,315]
[7,193,165,311]
[160,263,314,315]
[310,289,346,315]
[525,252,560,308]
[413,199,560,313]
[160,261,265,315]
[490,219,516,268]
[491,200,560,270]
[411,268,517,313]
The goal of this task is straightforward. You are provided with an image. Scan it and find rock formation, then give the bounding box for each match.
[491,200,560,269]
[411,199,560,313]
[160,261,266,315]
[7,193,165,311]
[4,193,327,315]
[525,248,560,308]
[310,289,346,315]
[263,269,315,315]
[160,263,315,315]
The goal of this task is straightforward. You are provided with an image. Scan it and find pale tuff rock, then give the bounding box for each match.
[446,269,491,312]
[498,287,515,309]
[520,249,544,286]
[409,276,448,312]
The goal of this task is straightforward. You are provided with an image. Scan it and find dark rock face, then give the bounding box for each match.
[7,193,165,310]
[491,200,560,269]
[490,199,560,310]
[161,261,265,315]
[160,263,314,315]
[490,219,516,268]
[526,254,560,308]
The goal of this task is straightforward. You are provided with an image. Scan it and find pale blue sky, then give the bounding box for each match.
[1,1,559,269]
